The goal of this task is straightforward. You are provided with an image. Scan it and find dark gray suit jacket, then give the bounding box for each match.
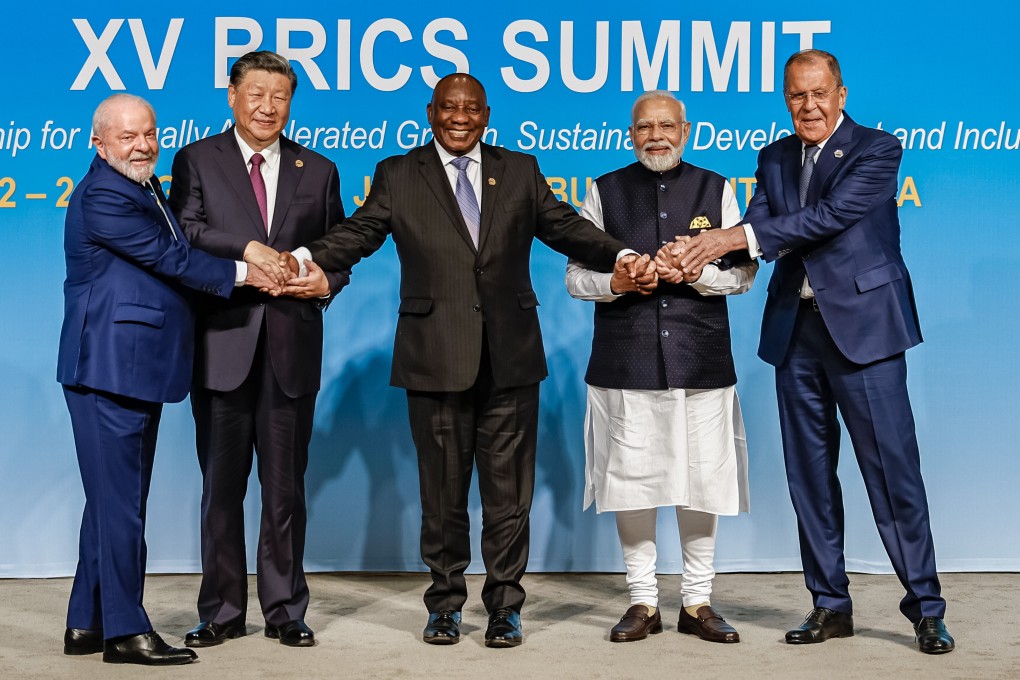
[170,130,347,397]
[308,142,625,392]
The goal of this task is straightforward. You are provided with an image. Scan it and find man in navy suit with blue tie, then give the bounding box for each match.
[58,94,272,665]
[661,49,954,654]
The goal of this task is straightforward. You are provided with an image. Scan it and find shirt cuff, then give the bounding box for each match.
[234,261,247,287]
[291,246,313,277]
[742,224,762,258]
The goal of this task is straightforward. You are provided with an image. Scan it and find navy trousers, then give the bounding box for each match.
[64,385,162,639]
[776,303,945,622]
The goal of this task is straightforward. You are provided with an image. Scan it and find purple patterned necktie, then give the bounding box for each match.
[250,152,268,231]
[451,156,480,247]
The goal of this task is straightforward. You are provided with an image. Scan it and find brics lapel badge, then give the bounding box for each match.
[833,150,844,158]
[295,159,304,168]
[689,216,712,230]
[488,177,496,186]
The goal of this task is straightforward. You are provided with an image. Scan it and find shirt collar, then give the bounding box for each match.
[233,128,281,169]
[434,140,482,168]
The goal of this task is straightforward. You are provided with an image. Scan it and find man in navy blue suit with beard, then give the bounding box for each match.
[58,94,272,665]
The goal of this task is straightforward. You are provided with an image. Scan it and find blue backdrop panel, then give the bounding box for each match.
[2,1,1017,577]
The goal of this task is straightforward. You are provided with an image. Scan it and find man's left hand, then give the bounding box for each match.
[281,259,330,299]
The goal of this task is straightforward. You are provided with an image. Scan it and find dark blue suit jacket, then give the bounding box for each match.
[57,155,236,403]
[745,114,922,366]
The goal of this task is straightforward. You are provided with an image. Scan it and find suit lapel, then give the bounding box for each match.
[809,114,858,205]
[269,138,300,248]
[211,129,269,242]
[418,145,477,252]
[781,138,802,214]
[478,145,504,253]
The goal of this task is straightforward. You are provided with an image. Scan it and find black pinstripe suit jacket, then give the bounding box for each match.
[308,142,625,392]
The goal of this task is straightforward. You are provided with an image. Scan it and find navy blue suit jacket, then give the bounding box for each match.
[745,114,922,366]
[58,155,236,403]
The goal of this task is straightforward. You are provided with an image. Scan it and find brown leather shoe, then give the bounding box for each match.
[677,605,740,643]
[610,605,663,642]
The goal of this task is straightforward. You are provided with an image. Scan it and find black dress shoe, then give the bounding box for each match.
[484,608,523,648]
[265,619,315,647]
[64,628,104,655]
[785,607,854,644]
[610,605,662,642]
[185,619,247,647]
[914,616,955,654]
[677,605,740,643]
[423,610,461,645]
[103,631,197,665]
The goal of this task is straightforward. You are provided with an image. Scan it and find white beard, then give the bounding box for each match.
[636,143,681,173]
[108,154,157,184]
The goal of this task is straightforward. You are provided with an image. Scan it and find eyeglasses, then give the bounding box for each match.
[784,87,841,105]
[632,120,686,135]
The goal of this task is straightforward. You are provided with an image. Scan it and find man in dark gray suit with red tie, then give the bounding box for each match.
[284,73,637,647]
[661,49,954,654]
[169,51,347,648]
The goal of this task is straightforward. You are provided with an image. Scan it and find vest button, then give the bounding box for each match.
[660,299,668,308]
[659,184,666,191]
[661,329,669,337]
[659,212,668,219]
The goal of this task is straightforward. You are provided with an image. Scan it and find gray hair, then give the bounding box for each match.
[631,90,687,124]
[783,49,843,91]
[92,94,156,137]
[230,50,298,93]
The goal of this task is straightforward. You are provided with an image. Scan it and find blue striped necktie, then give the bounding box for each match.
[451,156,480,247]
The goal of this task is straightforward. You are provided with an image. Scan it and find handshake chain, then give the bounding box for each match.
[242,241,329,299]
[613,236,702,295]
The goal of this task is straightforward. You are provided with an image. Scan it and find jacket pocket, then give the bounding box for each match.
[854,262,902,293]
[517,290,539,309]
[398,297,433,315]
[113,303,165,328]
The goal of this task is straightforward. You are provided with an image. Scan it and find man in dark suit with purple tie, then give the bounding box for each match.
[659,49,954,655]
[58,94,271,665]
[169,51,347,648]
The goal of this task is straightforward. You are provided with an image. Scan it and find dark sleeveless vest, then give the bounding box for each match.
[585,161,737,390]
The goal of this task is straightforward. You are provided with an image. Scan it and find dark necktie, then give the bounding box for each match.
[451,156,480,247]
[799,145,819,207]
[250,152,268,231]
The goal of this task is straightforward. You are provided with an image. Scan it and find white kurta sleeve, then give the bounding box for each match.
[565,181,621,302]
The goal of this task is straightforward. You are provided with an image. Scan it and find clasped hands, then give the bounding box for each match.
[654,227,749,282]
[242,241,329,299]
[612,239,703,295]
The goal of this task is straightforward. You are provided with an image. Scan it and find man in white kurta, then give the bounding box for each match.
[566,91,756,643]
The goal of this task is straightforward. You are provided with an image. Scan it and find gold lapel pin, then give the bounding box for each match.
[833,150,844,158]
[295,159,304,168]
[488,177,496,186]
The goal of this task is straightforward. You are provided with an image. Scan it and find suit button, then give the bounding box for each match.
[472,304,482,312]
[661,330,669,337]
[475,268,484,275]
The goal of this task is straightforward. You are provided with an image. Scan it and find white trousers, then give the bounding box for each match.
[615,507,718,608]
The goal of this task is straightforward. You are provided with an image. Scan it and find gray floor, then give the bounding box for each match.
[0,572,1016,679]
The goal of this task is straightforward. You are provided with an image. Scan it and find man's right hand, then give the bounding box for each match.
[244,262,282,296]
[278,251,300,276]
[244,241,291,287]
